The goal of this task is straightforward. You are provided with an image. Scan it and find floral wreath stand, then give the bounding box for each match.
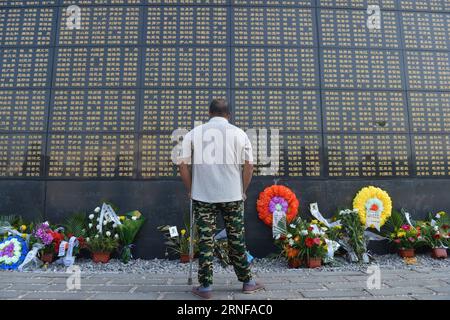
[0,236,28,270]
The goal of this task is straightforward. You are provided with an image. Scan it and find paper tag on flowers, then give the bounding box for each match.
[366,209,381,231]
[272,210,286,239]
[365,198,383,231]
[310,203,330,227]
[169,226,179,238]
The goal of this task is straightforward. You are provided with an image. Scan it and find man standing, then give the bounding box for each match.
[178,99,264,299]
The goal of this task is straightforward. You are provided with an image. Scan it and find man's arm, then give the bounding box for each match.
[242,160,254,200]
[179,162,192,198]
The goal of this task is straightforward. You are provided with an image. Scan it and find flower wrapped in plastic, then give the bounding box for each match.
[117,211,145,263]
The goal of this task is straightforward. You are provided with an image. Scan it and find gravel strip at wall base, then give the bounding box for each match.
[2,254,449,276]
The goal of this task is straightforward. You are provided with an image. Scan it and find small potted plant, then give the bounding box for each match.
[420,212,449,259]
[285,246,302,268]
[389,224,421,258]
[31,222,64,264]
[275,218,304,268]
[87,236,119,263]
[298,221,328,268]
[157,225,192,263]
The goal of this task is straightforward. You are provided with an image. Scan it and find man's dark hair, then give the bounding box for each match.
[209,99,230,117]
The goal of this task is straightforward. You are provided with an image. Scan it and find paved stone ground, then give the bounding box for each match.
[1,266,450,300]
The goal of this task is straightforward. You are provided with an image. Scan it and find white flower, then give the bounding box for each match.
[103,220,107,226]
[321,227,328,231]
[94,207,101,213]
[436,214,441,219]
[88,223,93,228]
[106,231,111,237]
[86,237,90,242]
[289,224,296,228]
[88,214,94,220]
[112,224,117,228]
[95,234,99,238]
[275,234,281,240]
[288,239,294,246]
[96,218,100,222]
[132,216,137,221]
[301,230,308,236]
[115,234,119,239]
[96,225,101,230]
[434,226,439,231]
[287,233,292,238]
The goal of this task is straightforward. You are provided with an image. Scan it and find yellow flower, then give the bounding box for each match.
[334,225,342,230]
[397,231,406,238]
[119,216,125,221]
[20,225,27,232]
[438,211,446,216]
[181,229,186,236]
[311,220,319,224]
[21,233,27,239]
[353,186,392,227]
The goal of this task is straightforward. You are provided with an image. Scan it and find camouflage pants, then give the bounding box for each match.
[193,200,253,287]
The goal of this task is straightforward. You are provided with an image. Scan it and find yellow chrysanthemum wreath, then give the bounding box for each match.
[353,186,392,227]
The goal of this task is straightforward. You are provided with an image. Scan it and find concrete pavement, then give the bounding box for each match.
[1,266,450,300]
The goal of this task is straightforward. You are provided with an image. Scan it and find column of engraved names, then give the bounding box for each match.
[403,9,450,177]
[0,5,54,177]
[319,4,410,177]
[232,3,321,177]
[141,5,228,178]
[48,4,140,178]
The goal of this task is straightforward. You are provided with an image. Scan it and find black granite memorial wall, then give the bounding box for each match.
[1,0,450,257]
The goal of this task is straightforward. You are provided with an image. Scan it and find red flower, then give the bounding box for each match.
[308,226,314,232]
[401,225,411,231]
[433,234,441,239]
[305,238,314,248]
[77,236,87,249]
[48,231,64,253]
[442,225,449,230]
[394,239,401,244]
[313,238,321,245]
[370,204,379,212]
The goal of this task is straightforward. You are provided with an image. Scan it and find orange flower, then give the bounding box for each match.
[257,185,299,227]
[286,247,299,259]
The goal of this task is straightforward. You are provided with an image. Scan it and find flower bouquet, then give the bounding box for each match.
[419,211,449,259]
[117,210,146,263]
[31,222,64,263]
[389,224,422,258]
[338,209,369,263]
[85,205,122,262]
[157,225,192,263]
[298,221,328,268]
[86,235,119,263]
[275,217,305,268]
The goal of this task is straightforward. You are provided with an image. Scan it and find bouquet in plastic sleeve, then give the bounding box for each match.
[117,210,145,263]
